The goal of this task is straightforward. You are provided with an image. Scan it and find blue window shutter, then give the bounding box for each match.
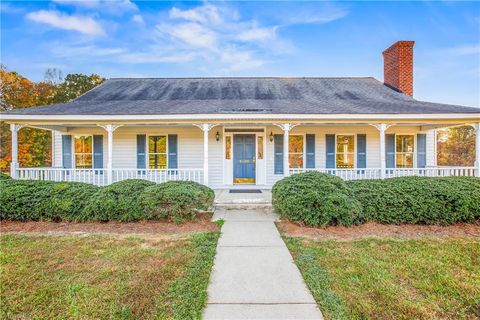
[326,134,335,169]
[62,135,72,168]
[306,134,315,169]
[417,133,427,168]
[137,134,146,169]
[168,134,178,169]
[386,134,395,168]
[357,134,366,168]
[93,135,103,168]
[274,134,283,174]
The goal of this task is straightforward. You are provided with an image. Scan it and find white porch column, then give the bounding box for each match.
[99,125,122,184]
[371,123,392,179]
[195,124,215,186]
[9,124,24,179]
[274,123,298,177]
[283,124,290,176]
[473,123,480,177]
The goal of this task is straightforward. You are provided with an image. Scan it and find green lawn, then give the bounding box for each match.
[0,232,220,320]
[285,237,480,320]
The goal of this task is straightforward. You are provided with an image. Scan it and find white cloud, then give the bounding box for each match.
[237,26,277,42]
[169,5,222,25]
[26,10,105,36]
[442,44,480,56]
[132,14,144,25]
[52,0,138,14]
[51,43,126,58]
[219,49,265,72]
[118,52,196,64]
[158,22,217,49]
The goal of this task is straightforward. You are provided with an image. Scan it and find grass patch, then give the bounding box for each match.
[285,237,480,320]
[0,232,219,319]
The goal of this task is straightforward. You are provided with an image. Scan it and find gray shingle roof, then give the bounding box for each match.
[3,77,479,115]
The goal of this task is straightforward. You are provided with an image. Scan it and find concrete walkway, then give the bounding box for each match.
[204,209,323,320]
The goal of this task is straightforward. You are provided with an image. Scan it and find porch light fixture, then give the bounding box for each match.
[269,131,273,142]
[216,131,220,142]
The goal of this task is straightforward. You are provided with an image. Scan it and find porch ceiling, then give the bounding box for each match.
[15,121,476,133]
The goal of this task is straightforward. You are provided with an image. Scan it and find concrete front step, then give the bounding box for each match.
[215,203,273,210]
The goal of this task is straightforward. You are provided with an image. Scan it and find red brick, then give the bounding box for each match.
[383,41,415,96]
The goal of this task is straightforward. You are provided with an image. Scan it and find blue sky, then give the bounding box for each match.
[1,1,479,107]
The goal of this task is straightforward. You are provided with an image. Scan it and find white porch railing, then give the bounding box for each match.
[16,167,108,186]
[289,167,476,180]
[112,168,204,184]
[15,168,204,186]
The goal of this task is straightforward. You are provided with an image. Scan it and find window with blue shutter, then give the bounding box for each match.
[62,135,72,169]
[306,134,315,169]
[325,134,335,169]
[357,134,366,169]
[168,134,178,169]
[137,134,146,169]
[274,134,283,174]
[93,135,103,169]
[386,134,395,168]
[417,133,427,168]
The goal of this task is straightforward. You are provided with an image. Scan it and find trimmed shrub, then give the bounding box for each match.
[140,181,215,223]
[0,172,11,180]
[81,179,156,222]
[272,172,363,226]
[0,179,98,221]
[347,176,480,225]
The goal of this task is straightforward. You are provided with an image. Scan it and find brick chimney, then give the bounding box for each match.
[382,40,415,96]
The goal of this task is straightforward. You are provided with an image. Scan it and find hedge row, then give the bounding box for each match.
[272,171,480,226]
[0,179,215,223]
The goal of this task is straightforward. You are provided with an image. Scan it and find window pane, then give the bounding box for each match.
[149,154,167,169]
[289,154,303,168]
[225,136,231,160]
[336,135,354,153]
[149,136,166,153]
[75,154,92,169]
[74,136,93,168]
[336,154,354,168]
[257,136,264,160]
[289,136,303,153]
[396,153,414,168]
[74,136,92,153]
[396,135,414,153]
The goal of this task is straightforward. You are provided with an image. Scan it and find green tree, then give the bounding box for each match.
[0,67,105,172]
[437,126,475,166]
[53,73,104,103]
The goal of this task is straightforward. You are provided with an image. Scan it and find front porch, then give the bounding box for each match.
[6,119,480,188]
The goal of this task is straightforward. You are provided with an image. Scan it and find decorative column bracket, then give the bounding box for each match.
[192,123,217,132]
[272,123,301,132]
[98,124,123,133]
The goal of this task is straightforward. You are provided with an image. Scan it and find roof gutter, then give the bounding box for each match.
[1,113,479,122]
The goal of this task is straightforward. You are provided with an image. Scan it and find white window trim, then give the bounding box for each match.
[147,134,169,169]
[394,134,416,168]
[73,134,94,169]
[335,134,356,169]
